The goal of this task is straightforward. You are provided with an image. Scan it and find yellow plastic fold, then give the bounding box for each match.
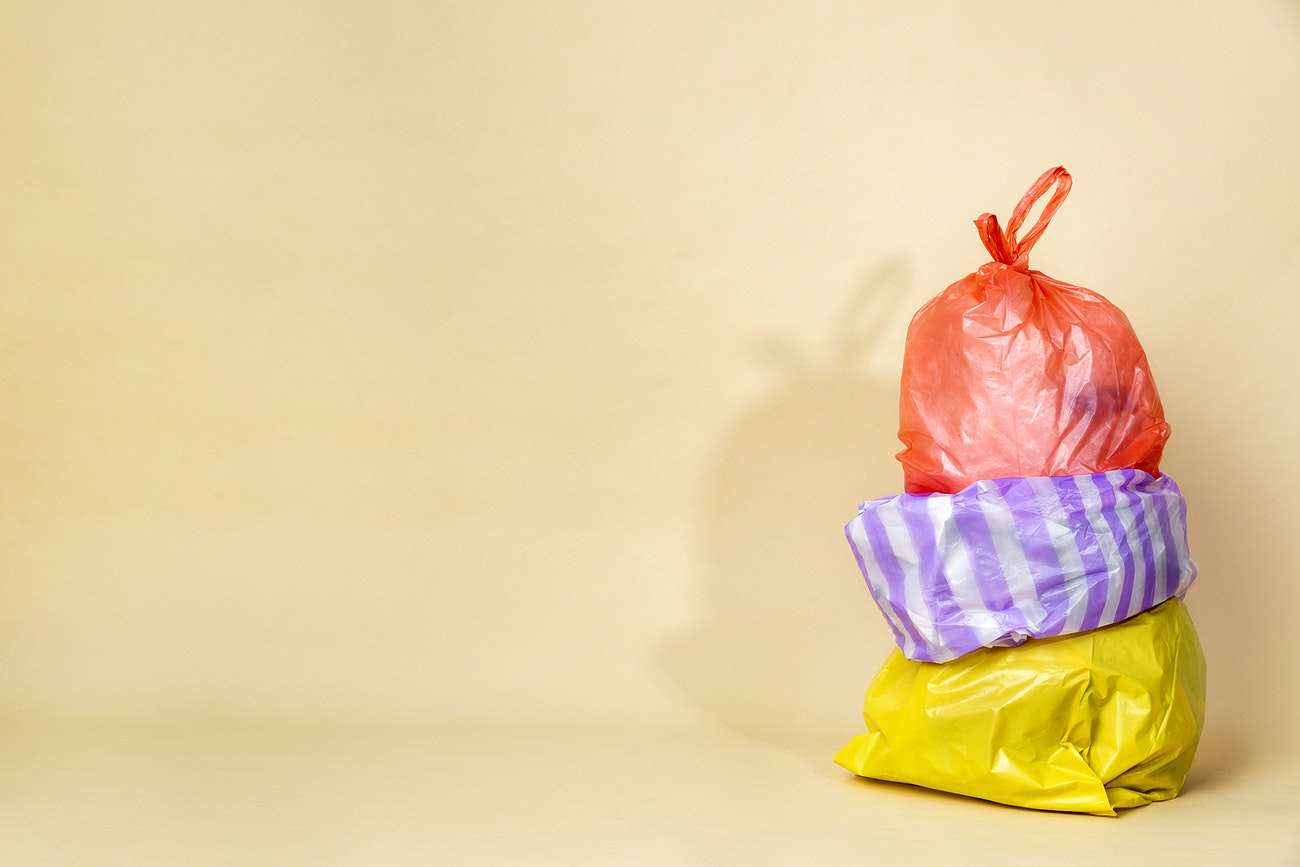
[835,598,1206,816]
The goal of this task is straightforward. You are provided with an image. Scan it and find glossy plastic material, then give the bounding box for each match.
[834,598,1206,816]
[897,167,1169,495]
[846,470,1196,662]
[837,167,1206,814]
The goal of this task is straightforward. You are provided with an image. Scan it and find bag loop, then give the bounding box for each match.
[975,166,1073,269]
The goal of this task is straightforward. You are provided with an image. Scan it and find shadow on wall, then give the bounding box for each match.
[658,260,912,761]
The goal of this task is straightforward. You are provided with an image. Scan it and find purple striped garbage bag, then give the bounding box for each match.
[845,469,1196,663]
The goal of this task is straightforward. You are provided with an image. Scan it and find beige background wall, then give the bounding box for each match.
[2,0,1298,769]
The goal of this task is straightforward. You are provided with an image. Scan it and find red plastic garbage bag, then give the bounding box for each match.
[897,167,1170,494]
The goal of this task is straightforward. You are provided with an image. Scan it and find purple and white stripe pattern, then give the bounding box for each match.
[846,469,1196,663]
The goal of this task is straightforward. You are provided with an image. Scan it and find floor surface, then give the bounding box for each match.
[2,721,1295,865]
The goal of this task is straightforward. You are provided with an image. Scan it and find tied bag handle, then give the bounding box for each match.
[975,166,1073,269]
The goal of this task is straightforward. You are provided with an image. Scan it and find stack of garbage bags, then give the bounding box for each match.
[834,168,1206,816]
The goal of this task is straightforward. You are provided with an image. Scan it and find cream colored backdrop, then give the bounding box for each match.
[3,1,1298,765]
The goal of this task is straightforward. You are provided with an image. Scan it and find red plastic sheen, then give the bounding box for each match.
[897,167,1170,494]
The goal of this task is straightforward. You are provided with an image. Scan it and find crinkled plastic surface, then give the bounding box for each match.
[838,167,1206,813]
[845,469,1197,662]
[834,598,1206,816]
[897,168,1170,495]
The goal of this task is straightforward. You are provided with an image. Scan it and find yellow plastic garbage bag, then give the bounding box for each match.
[834,598,1206,816]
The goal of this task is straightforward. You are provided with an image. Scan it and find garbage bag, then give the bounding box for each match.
[837,167,1206,813]
[834,597,1206,816]
[896,167,1169,495]
[846,468,1196,662]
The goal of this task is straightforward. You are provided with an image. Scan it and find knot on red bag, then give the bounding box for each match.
[975,167,1072,270]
